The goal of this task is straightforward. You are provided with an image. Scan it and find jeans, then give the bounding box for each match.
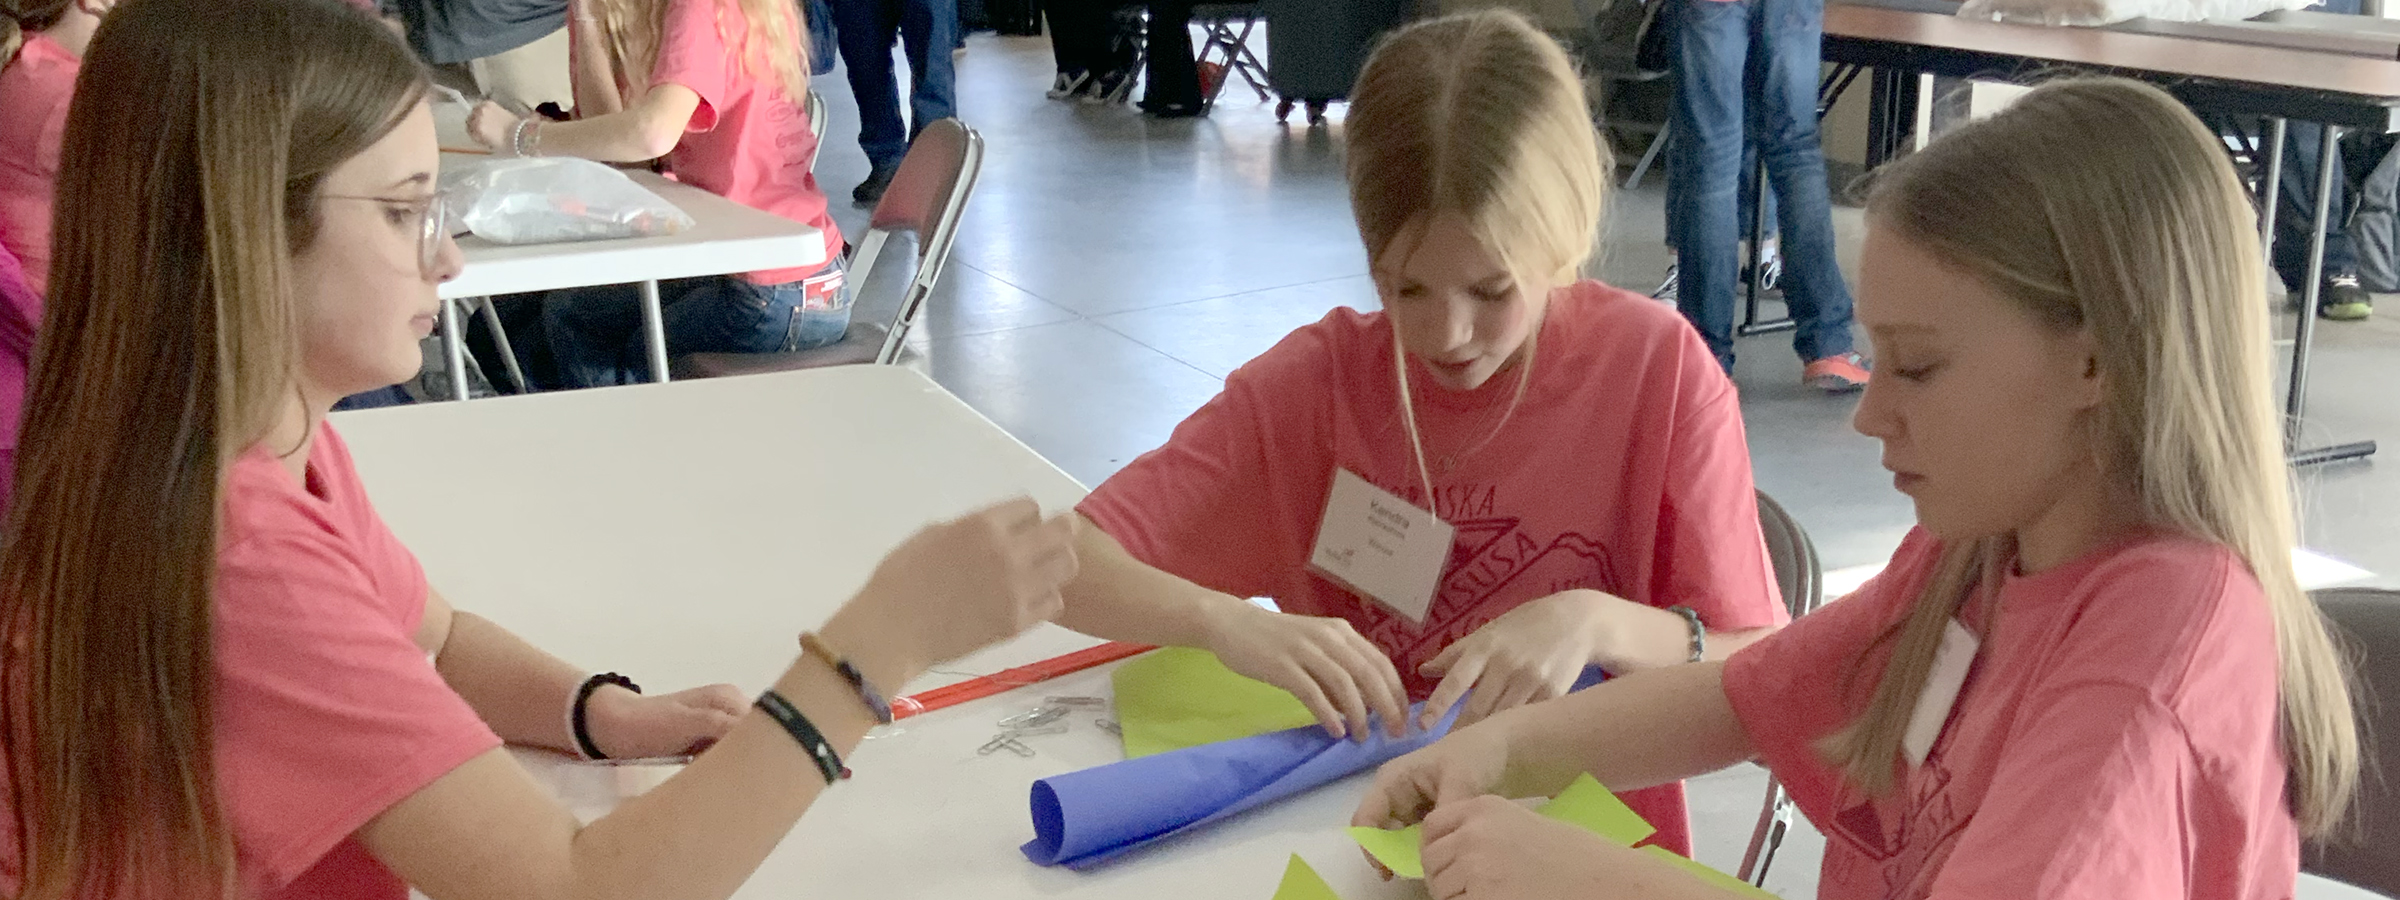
[533,271,854,389]
[2271,0,2364,289]
[1666,142,1777,249]
[832,0,958,170]
[1666,0,1854,371]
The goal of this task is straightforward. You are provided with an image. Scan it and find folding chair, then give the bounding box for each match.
[806,90,828,171]
[673,118,985,376]
[2307,587,2400,898]
[1192,2,1272,108]
[1736,489,1825,888]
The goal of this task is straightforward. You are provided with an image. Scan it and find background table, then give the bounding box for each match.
[435,155,828,399]
[335,367,1423,900]
[1818,1,2399,465]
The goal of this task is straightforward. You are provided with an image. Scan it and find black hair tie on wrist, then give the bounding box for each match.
[572,672,641,760]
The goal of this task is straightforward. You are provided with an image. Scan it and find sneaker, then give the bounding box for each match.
[1803,351,1871,393]
[2321,274,2373,321]
[1047,70,1091,100]
[852,162,898,208]
[1085,67,1136,105]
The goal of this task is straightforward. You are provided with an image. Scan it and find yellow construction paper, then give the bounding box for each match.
[1641,846,1780,899]
[1112,647,1318,758]
[1538,774,1657,845]
[1347,774,1762,893]
[1344,824,1425,878]
[1271,854,1344,900]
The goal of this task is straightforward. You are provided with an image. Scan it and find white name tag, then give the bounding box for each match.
[1307,469,1455,623]
[1902,619,1979,767]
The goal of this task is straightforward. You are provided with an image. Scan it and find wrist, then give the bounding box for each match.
[1193,593,1268,653]
[580,682,641,758]
[819,603,920,695]
[1573,590,1636,673]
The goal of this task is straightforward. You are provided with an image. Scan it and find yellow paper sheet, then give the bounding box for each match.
[1344,774,1759,895]
[1112,646,1318,758]
[1344,824,1425,879]
[1271,854,1344,900]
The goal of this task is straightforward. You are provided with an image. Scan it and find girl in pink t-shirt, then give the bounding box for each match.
[0,1,1073,899]
[1059,11,1789,856]
[464,0,847,388]
[1354,78,2362,900]
[0,0,110,298]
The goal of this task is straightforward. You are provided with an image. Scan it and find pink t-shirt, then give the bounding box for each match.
[0,32,76,297]
[0,426,502,900]
[645,0,840,284]
[0,238,36,507]
[1079,281,1789,856]
[1723,528,2299,900]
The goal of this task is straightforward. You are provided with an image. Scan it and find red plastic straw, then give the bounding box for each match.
[893,641,1155,720]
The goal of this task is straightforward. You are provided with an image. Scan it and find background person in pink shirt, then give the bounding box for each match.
[466,0,846,388]
[0,0,111,298]
[1056,12,1789,858]
[1353,78,2362,900]
[0,1,1075,898]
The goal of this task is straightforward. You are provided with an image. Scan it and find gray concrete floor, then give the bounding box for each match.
[803,29,2400,897]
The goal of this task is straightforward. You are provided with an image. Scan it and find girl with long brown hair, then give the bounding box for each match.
[0,0,1074,897]
[1353,77,2359,900]
[463,0,847,389]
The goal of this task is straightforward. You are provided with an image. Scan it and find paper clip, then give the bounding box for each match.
[997,705,1071,729]
[978,735,1037,757]
[1004,723,1070,738]
[1044,696,1107,707]
[1095,718,1122,736]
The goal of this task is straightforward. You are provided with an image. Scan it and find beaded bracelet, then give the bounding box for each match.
[570,672,640,760]
[1666,605,1706,663]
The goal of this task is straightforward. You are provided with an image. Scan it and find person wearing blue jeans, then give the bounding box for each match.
[831,0,958,206]
[2266,0,2374,320]
[1666,0,1868,391]
[510,270,854,389]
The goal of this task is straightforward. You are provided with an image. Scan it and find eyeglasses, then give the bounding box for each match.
[322,191,455,277]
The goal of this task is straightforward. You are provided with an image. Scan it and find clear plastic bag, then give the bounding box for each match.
[446,157,695,245]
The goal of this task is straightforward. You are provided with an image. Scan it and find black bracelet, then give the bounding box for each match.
[756,690,851,785]
[1667,605,1706,663]
[571,672,640,760]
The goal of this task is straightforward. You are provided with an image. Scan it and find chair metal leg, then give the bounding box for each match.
[439,296,471,401]
[2285,125,2379,465]
[1738,782,1794,887]
[2260,117,2286,273]
[1625,118,1671,189]
[475,297,529,394]
[638,279,670,384]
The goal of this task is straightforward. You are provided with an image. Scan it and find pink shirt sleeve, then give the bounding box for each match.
[213,504,499,889]
[650,0,729,133]
[1653,359,1786,633]
[1077,325,1334,602]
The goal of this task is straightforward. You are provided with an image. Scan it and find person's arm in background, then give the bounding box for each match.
[567,0,626,118]
[464,86,696,163]
[1058,517,1410,741]
[417,587,746,760]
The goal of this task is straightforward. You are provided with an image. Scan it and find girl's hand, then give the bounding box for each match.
[1418,589,1623,730]
[586,683,748,759]
[466,100,522,152]
[823,498,1079,691]
[1420,795,1651,900]
[1351,720,1514,874]
[1202,602,1410,742]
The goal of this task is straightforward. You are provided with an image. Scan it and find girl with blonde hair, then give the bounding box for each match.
[467,0,846,387]
[1055,9,1788,858]
[2,0,1073,897]
[1355,76,2359,900]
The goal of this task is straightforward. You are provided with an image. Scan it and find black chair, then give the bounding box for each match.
[2307,587,2400,898]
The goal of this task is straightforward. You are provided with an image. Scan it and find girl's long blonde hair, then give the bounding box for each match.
[1832,77,2359,836]
[591,0,809,109]
[1343,9,1609,286]
[0,0,427,896]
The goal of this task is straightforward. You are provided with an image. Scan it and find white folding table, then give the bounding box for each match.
[334,367,1421,900]
[436,156,827,400]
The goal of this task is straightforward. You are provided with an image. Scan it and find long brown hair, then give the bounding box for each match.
[0,0,72,67]
[1829,78,2360,836]
[0,0,427,895]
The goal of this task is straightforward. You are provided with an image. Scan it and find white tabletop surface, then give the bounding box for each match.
[435,155,827,301]
[334,367,1423,900]
[2303,875,2398,900]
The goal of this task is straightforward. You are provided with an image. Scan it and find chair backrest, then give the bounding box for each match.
[1754,489,1824,621]
[805,90,828,172]
[851,118,984,364]
[2308,587,2400,897]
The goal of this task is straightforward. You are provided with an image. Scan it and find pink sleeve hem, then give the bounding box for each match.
[256,724,502,885]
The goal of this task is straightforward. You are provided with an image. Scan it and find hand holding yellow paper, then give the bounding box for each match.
[1344,774,1775,899]
[1112,647,1319,758]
